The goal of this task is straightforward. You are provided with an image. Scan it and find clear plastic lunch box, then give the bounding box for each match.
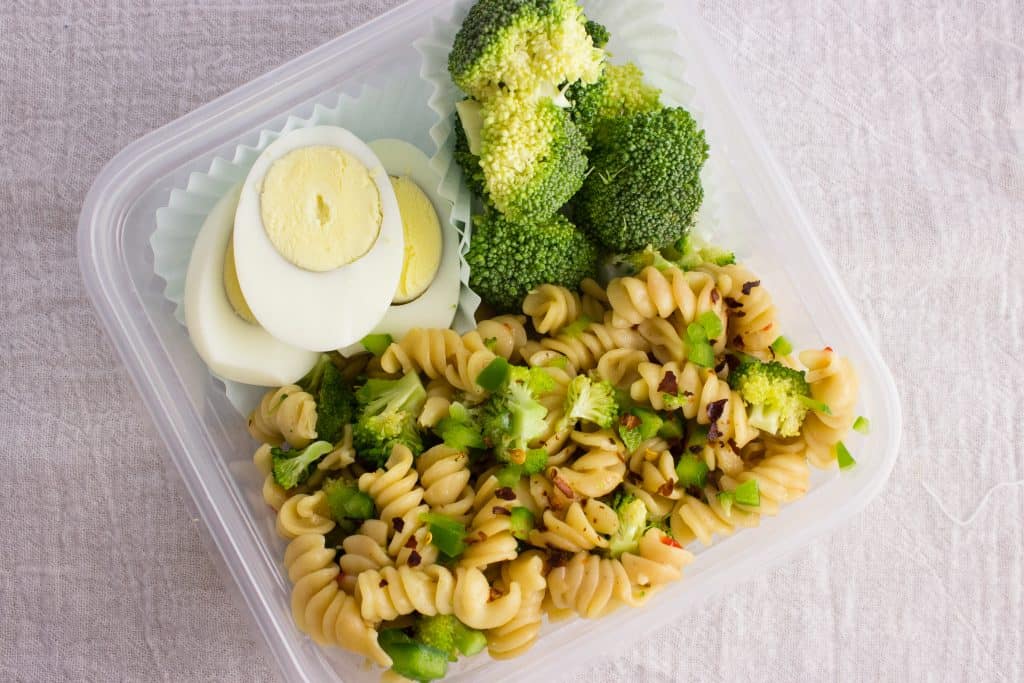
[76,0,902,680]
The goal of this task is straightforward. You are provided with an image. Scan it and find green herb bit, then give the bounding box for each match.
[853,416,870,434]
[475,356,510,392]
[509,507,535,541]
[770,335,793,356]
[836,441,856,469]
[360,333,393,357]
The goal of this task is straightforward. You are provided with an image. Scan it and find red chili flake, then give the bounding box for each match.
[707,421,722,442]
[489,587,503,602]
[658,370,678,394]
[336,573,347,587]
[710,289,720,303]
[741,280,761,295]
[706,399,727,425]
[552,474,575,499]
[620,413,641,430]
[724,297,743,309]
[660,535,683,548]
[658,481,676,497]
[475,530,488,542]
[392,517,405,532]
[732,335,745,348]
[379,579,389,588]
[492,506,511,516]
[825,346,833,352]
[404,536,418,549]
[682,390,694,397]
[495,486,516,501]
[733,310,746,318]
[408,551,422,568]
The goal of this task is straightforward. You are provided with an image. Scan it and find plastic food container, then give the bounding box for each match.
[77,1,902,681]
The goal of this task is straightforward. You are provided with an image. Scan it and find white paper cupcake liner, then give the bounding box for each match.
[414,0,724,243]
[152,77,476,417]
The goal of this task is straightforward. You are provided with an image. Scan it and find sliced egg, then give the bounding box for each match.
[233,126,404,352]
[184,184,320,386]
[340,139,462,355]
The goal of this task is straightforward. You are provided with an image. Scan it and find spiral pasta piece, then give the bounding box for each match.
[276,491,335,539]
[546,552,645,619]
[579,277,609,321]
[355,564,456,622]
[539,317,649,373]
[548,431,626,499]
[475,314,528,361]
[248,385,317,448]
[358,445,436,567]
[606,266,727,332]
[418,379,454,429]
[380,328,465,379]
[461,474,521,569]
[595,348,648,389]
[627,437,681,499]
[283,534,390,666]
[528,501,609,552]
[799,349,860,468]
[317,423,356,472]
[338,519,392,593]
[721,448,810,516]
[620,528,693,588]
[486,551,547,659]
[700,263,777,352]
[454,566,523,630]
[669,486,760,547]
[523,285,582,335]
[417,444,474,523]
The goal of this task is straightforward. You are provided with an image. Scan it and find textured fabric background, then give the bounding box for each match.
[1,1,1022,681]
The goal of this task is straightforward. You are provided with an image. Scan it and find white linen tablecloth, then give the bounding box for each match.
[1,1,1021,681]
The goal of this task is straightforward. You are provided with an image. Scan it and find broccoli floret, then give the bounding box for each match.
[434,402,486,450]
[509,365,557,396]
[448,0,604,101]
[563,374,618,429]
[576,107,709,252]
[617,406,663,453]
[353,373,427,468]
[596,246,674,284]
[607,493,647,558]
[474,92,588,222]
[481,366,549,462]
[379,629,449,682]
[413,615,487,662]
[569,62,661,140]
[584,19,610,49]
[321,478,376,523]
[665,233,736,270]
[296,353,333,394]
[315,361,355,444]
[727,360,811,437]
[271,441,333,490]
[453,110,487,199]
[467,210,597,312]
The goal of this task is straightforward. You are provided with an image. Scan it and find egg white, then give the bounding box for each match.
[339,139,462,356]
[184,184,320,386]
[233,126,404,352]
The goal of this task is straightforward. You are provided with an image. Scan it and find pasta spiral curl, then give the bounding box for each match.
[627,437,681,499]
[417,444,474,523]
[454,567,523,630]
[338,519,392,593]
[720,448,810,516]
[669,486,760,547]
[380,328,464,379]
[248,385,317,448]
[606,266,727,332]
[355,564,456,622]
[547,430,626,499]
[620,528,693,589]
[317,423,356,472]
[460,473,521,570]
[799,349,860,468]
[418,379,453,429]
[538,317,650,373]
[522,285,582,335]
[528,500,609,552]
[474,315,528,362]
[486,551,547,659]
[595,348,648,389]
[284,534,390,666]
[546,552,646,619]
[358,445,437,567]
[276,491,335,540]
[253,443,289,510]
[700,263,777,352]
[579,277,609,321]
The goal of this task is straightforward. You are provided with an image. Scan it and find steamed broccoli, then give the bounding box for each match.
[321,478,376,524]
[467,210,598,311]
[607,493,647,558]
[315,361,355,444]
[448,0,604,101]
[584,19,610,49]
[569,62,662,139]
[353,372,427,468]
[664,233,736,270]
[433,402,486,451]
[271,441,333,490]
[728,360,811,437]
[453,105,486,198]
[576,107,709,252]
[413,615,487,662]
[596,246,675,284]
[480,365,549,462]
[563,374,618,429]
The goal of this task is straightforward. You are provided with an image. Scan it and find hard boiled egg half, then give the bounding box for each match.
[232,126,405,352]
[184,184,320,386]
[339,139,462,355]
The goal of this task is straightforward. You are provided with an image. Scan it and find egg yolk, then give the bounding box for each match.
[260,146,382,272]
[390,176,442,304]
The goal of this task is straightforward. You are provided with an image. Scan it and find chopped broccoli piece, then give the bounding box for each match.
[321,478,375,523]
[657,415,685,440]
[421,512,468,559]
[360,334,393,357]
[853,416,870,434]
[315,361,354,444]
[448,0,604,101]
[467,210,597,312]
[476,357,511,392]
[271,441,333,490]
[509,365,557,396]
[576,107,709,252]
[434,402,486,451]
[353,372,427,468]
[569,62,661,140]
[718,479,759,515]
[510,506,535,541]
[728,360,812,437]
[836,441,857,469]
[379,629,449,682]
[584,19,610,49]
[617,406,663,453]
[496,448,549,485]
[480,366,549,461]
[675,453,709,489]
[562,375,618,429]
[413,615,487,663]
[607,494,648,558]
[770,335,793,356]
